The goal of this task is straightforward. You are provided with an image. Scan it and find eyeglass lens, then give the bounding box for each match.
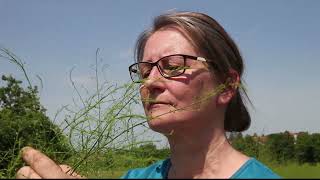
[130,55,186,82]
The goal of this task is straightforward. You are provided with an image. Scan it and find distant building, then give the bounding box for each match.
[249,131,305,145]
[288,132,299,142]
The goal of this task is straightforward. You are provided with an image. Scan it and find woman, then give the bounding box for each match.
[16,11,280,179]
[123,11,280,178]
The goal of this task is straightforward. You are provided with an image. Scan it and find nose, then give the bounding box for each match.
[145,65,163,84]
[141,65,165,98]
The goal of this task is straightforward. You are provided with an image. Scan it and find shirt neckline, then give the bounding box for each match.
[162,158,254,179]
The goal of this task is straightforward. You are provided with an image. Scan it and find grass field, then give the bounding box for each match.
[271,163,320,178]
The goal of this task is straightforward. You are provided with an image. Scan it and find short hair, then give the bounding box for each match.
[135,11,251,132]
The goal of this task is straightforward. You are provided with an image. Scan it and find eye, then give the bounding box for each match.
[159,55,186,76]
[140,67,151,79]
[162,59,183,70]
[165,65,185,71]
[141,70,150,78]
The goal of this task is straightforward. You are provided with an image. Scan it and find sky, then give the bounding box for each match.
[1,0,320,141]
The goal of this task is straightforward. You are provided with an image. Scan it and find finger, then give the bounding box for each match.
[21,146,68,178]
[16,166,41,179]
[60,164,84,178]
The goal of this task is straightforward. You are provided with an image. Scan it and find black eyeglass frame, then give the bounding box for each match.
[128,54,208,83]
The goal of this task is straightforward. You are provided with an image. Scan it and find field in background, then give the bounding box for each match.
[271,163,320,178]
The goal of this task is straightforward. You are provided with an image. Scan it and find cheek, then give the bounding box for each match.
[173,79,205,105]
[173,77,217,113]
[139,85,149,106]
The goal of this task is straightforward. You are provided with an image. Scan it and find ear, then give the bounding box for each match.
[217,69,240,106]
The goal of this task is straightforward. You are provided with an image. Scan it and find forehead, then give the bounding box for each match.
[142,27,198,62]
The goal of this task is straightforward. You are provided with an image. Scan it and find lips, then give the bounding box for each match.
[147,102,172,111]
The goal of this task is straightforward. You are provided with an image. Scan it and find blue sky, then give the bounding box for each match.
[1,0,320,137]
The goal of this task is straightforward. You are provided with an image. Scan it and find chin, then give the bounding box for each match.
[146,113,178,134]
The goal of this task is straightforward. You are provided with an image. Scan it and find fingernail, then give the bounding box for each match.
[21,146,32,154]
[21,146,33,162]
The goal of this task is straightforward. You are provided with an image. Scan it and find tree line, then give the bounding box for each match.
[229,131,320,164]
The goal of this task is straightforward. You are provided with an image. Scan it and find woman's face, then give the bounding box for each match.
[140,27,222,134]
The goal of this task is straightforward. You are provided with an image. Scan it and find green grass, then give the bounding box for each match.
[271,163,320,178]
[81,168,126,179]
[65,151,161,178]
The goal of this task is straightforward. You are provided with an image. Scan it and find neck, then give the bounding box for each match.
[167,125,234,178]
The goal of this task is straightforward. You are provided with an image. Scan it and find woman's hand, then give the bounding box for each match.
[16,146,83,179]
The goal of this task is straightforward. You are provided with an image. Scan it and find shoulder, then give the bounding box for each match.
[231,158,281,179]
[120,159,170,179]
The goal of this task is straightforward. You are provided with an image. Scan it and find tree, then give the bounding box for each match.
[243,135,261,158]
[295,132,316,164]
[311,133,320,163]
[0,75,72,177]
[230,132,245,152]
[266,131,295,163]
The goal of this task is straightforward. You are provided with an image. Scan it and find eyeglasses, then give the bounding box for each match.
[128,54,208,83]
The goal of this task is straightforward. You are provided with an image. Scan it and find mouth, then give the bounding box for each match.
[147,102,172,111]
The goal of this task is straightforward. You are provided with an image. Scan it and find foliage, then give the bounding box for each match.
[266,131,295,163]
[295,132,316,164]
[230,131,320,165]
[0,47,152,178]
[54,48,151,174]
[61,143,170,178]
[129,143,170,160]
[0,75,72,177]
[312,133,320,163]
[230,132,261,159]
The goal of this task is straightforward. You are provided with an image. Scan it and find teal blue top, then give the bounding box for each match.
[121,158,280,179]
